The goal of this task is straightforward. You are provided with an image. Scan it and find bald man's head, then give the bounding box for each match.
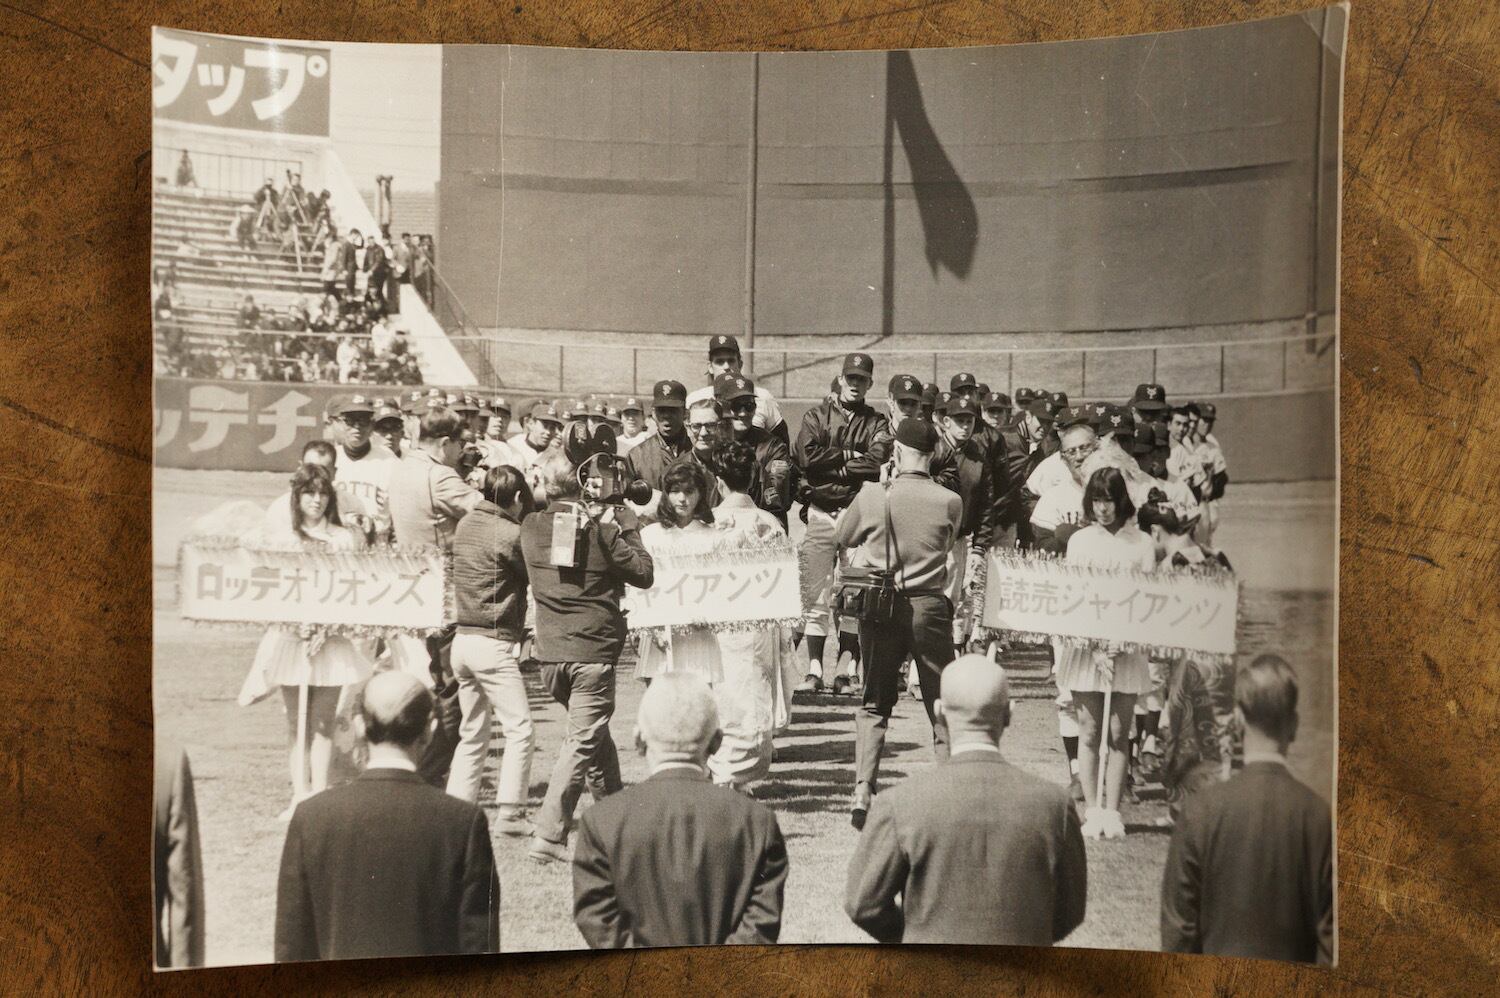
[360,671,433,748]
[938,654,1011,741]
[637,673,720,760]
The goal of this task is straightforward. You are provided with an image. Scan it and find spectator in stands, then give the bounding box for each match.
[391,233,413,315]
[344,229,364,300]
[414,236,435,307]
[174,150,196,189]
[365,235,390,316]
[320,230,343,299]
[230,205,256,255]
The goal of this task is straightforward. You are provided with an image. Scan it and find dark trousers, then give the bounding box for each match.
[534,661,622,844]
[855,593,954,791]
[417,623,462,787]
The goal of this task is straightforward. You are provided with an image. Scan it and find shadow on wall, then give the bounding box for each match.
[887,50,979,282]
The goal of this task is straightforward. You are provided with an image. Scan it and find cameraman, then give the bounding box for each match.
[521,450,654,864]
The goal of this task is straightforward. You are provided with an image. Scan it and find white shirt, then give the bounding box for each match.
[1025,451,1069,496]
[1065,522,1158,572]
[617,429,653,455]
[335,442,396,527]
[1030,477,1085,532]
[685,383,784,435]
[949,742,1003,757]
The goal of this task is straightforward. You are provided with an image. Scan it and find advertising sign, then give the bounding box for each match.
[153,28,331,136]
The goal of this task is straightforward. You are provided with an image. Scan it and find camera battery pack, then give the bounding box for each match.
[549,507,584,567]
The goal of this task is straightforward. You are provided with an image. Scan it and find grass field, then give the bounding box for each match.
[153,470,1334,966]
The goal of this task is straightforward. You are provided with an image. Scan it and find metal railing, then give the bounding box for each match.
[155,147,305,196]
[154,323,1336,401]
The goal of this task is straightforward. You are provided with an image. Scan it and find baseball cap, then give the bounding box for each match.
[985,392,1012,411]
[1199,402,1218,421]
[888,374,923,402]
[567,398,591,421]
[603,404,623,425]
[651,379,688,409]
[714,372,756,402]
[1014,387,1036,406]
[841,353,874,380]
[587,397,609,418]
[444,392,477,415]
[949,372,977,392]
[1089,401,1111,425]
[1129,422,1156,456]
[1056,404,1092,430]
[1131,383,1169,411]
[620,396,644,414]
[707,334,740,356]
[947,395,981,420]
[489,396,511,415]
[921,383,940,407]
[894,417,939,453]
[1048,391,1069,409]
[372,401,404,426]
[1102,404,1134,437]
[1027,396,1059,423]
[528,400,562,425]
[933,391,952,417]
[338,393,376,416]
[975,382,991,396]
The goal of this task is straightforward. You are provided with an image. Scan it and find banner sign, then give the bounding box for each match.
[623,539,802,633]
[179,540,447,633]
[153,28,331,136]
[980,551,1239,659]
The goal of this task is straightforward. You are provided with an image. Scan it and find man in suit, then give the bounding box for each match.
[844,654,1088,946]
[153,740,204,969]
[274,672,501,961]
[1161,654,1334,964]
[571,674,788,948]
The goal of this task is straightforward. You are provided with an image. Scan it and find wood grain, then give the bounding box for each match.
[1,1,1496,993]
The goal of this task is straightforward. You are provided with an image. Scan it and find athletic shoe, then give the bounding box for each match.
[527,835,570,865]
[1080,806,1106,839]
[1100,809,1127,840]
[851,782,873,830]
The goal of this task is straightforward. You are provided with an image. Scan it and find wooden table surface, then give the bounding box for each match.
[1,1,1496,993]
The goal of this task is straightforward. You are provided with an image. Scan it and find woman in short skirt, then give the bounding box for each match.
[1056,466,1157,840]
[634,461,724,686]
[239,463,372,819]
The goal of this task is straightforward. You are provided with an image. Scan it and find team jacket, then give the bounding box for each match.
[794,400,893,513]
[931,435,996,549]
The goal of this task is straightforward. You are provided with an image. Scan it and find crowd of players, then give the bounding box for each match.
[155,333,1331,967]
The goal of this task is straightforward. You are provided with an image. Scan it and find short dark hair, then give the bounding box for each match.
[482,464,534,513]
[301,439,336,464]
[659,460,714,527]
[1236,654,1299,744]
[1081,466,1135,526]
[361,684,433,747]
[418,406,465,442]
[714,440,757,493]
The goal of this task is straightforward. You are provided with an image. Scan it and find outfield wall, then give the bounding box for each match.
[152,378,1332,482]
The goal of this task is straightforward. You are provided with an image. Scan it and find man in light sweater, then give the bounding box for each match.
[834,417,962,828]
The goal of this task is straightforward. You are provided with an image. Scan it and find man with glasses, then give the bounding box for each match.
[718,373,794,528]
[794,353,893,694]
[685,334,788,446]
[624,380,694,515]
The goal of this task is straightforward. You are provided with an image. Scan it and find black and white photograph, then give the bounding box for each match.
[151,8,1343,969]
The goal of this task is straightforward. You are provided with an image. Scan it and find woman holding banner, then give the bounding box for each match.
[634,461,724,687]
[238,463,373,820]
[1057,466,1157,840]
[706,442,803,791]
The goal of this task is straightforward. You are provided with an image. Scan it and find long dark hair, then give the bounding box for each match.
[659,460,715,528]
[289,463,342,541]
[1081,466,1134,527]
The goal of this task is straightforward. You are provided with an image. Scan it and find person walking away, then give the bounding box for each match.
[844,655,1086,945]
[275,672,501,960]
[1161,654,1333,964]
[446,466,537,838]
[833,417,961,827]
[572,674,787,947]
[521,452,654,864]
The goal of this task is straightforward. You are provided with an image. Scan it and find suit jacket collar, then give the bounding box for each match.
[358,766,428,785]
[947,750,1007,766]
[647,767,709,783]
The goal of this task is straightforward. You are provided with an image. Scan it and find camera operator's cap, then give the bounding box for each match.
[1055,404,1092,430]
[947,395,981,419]
[339,393,376,416]
[714,372,756,402]
[1131,382,1169,412]
[651,379,688,409]
[707,334,741,357]
[841,353,874,380]
[894,416,940,453]
[1199,402,1217,421]
[985,392,1012,410]
[933,391,952,417]
[528,400,563,425]
[1103,403,1134,436]
[888,374,923,402]
[620,396,644,414]
[372,400,404,426]
[949,372,977,392]
[1014,387,1036,406]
